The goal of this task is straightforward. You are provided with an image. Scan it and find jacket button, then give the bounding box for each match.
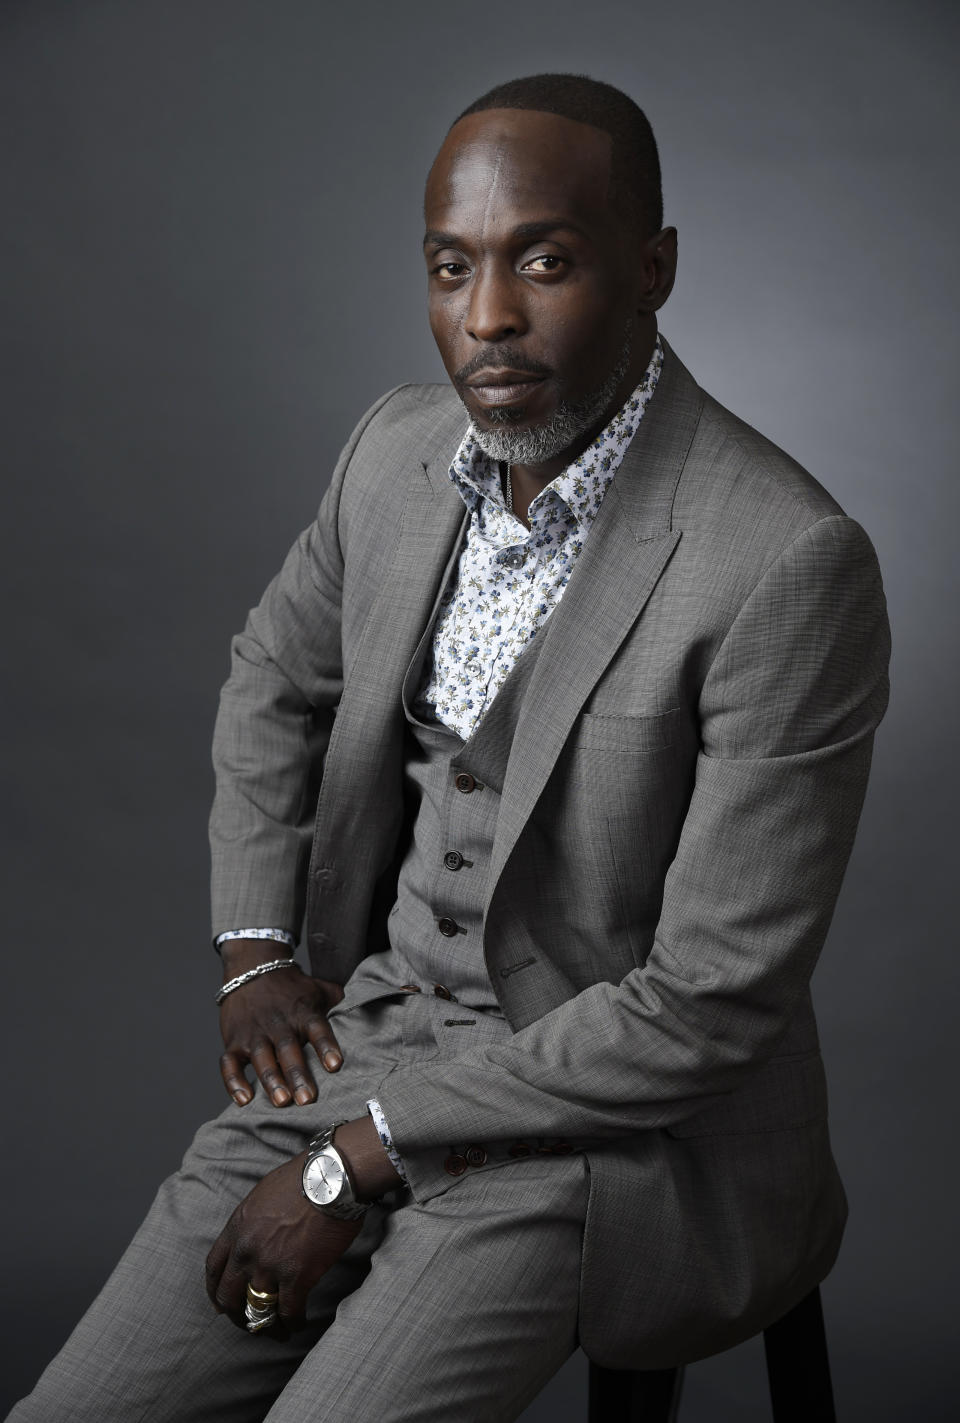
[454,772,476,794]
[443,1153,468,1176]
[465,1144,487,1167]
[443,850,464,871]
[433,982,455,1000]
[508,1142,531,1158]
[437,917,460,938]
[550,1141,574,1155]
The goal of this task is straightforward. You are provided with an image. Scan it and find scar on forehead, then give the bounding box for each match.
[477,147,506,232]
[429,113,613,218]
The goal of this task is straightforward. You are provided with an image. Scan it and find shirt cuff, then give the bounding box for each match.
[213,927,296,954]
[366,1097,409,1184]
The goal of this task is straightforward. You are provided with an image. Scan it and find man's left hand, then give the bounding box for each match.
[204,1153,363,1332]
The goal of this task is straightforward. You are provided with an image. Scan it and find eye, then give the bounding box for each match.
[522,254,565,274]
[431,260,469,280]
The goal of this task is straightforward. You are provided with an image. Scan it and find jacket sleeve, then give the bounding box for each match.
[208,390,399,940]
[373,513,891,1195]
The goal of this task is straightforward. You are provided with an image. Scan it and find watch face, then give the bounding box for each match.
[303,1150,346,1207]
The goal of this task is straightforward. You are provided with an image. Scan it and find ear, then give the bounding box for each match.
[636,227,678,314]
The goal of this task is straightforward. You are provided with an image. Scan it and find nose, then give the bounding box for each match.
[465,263,528,343]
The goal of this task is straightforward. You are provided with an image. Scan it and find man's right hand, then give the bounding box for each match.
[218,940,345,1108]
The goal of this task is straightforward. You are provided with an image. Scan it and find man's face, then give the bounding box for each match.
[424,108,646,465]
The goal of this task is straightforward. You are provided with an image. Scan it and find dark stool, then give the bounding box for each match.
[587,1285,836,1422]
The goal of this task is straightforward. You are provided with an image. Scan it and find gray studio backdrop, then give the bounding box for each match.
[2,1,957,1417]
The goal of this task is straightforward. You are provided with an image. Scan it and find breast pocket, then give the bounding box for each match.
[557,707,690,893]
[572,706,681,755]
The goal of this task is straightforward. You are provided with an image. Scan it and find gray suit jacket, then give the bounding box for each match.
[210,340,890,1367]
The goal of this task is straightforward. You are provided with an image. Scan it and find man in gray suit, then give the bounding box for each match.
[11,73,889,1422]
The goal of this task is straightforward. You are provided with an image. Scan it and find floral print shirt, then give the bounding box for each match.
[418,337,663,739]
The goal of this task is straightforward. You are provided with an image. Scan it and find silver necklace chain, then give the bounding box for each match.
[504,463,513,515]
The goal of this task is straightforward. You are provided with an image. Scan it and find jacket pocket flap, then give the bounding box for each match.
[573,706,680,754]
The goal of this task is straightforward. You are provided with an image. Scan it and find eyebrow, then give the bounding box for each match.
[423,220,589,251]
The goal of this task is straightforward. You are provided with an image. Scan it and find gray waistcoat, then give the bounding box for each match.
[345,604,547,1011]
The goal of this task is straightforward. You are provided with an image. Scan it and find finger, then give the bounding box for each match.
[306,1014,344,1073]
[274,1035,318,1105]
[204,1231,231,1311]
[276,1271,308,1334]
[211,1226,258,1326]
[249,1042,292,1106]
[220,1051,254,1107]
[217,1255,254,1329]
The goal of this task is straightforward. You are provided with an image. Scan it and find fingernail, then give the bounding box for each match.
[234,1091,251,1105]
[295,1088,312,1105]
[274,1088,291,1104]
[323,1051,342,1071]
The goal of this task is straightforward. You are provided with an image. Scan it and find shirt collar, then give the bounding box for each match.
[448,335,664,532]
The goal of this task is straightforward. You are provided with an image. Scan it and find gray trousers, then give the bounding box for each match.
[9,990,588,1422]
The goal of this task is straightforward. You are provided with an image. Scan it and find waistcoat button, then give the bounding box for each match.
[454,772,476,793]
[437,917,459,938]
[433,983,454,1000]
[443,851,464,871]
[508,1142,531,1158]
[443,1153,468,1177]
[465,1144,488,1167]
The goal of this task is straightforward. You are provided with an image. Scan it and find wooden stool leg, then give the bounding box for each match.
[763,1286,837,1423]
[587,1362,685,1422]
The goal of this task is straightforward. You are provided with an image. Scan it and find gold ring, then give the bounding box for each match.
[246,1284,279,1305]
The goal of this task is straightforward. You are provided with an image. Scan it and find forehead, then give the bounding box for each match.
[425,108,615,236]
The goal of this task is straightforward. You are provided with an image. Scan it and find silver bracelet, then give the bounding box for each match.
[215,957,297,1005]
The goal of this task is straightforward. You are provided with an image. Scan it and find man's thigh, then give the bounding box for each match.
[7,1001,406,1423]
[267,1151,589,1423]
[9,995,589,1423]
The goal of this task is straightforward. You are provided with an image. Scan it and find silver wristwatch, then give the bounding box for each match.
[301,1120,369,1221]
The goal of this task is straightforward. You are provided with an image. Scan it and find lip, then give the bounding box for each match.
[464,370,547,407]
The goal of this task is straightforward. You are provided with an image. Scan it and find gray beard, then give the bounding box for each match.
[465,328,633,467]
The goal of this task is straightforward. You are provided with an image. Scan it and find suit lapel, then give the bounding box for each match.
[335,411,469,724]
[487,341,704,901]
[310,403,467,877]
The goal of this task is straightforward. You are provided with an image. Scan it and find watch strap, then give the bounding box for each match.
[306,1119,349,1155]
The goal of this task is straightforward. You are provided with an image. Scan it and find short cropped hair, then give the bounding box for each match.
[454,73,663,238]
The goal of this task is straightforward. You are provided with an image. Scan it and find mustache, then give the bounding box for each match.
[453,348,553,385]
